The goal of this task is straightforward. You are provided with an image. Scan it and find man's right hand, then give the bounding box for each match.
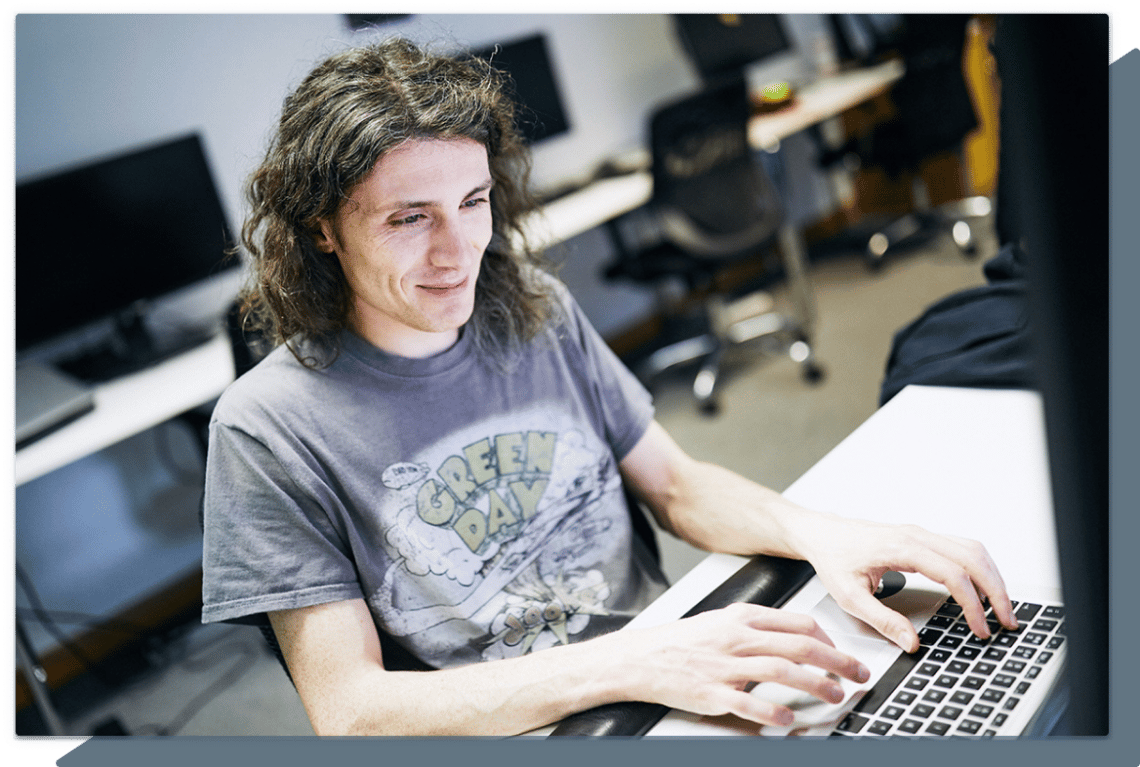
[598,602,871,727]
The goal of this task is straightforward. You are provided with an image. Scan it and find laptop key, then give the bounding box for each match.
[919,628,944,646]
[868,720,893,735]
[1014,603,1042,622]
[926,721,951,736]
[960,676,985,690]
[898,719,923,734]
[836,713,869,733]
[958,719,983,735]
[969,704,995,719]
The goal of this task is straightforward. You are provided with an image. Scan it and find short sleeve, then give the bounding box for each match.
[200,419,364,625]
[551,279,655,461]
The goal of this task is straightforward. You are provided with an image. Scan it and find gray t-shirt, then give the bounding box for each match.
[201,280,667,669]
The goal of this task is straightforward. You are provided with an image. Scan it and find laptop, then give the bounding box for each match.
[647,573,1067,738]
[16,362,95,448]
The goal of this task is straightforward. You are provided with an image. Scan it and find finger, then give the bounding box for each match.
[835,586,920,652]
[944,535,1018,630]
[738,630,871,685]
[727,656,849,707]
[717,688,797,728]
[730,603,838,648]
[906,531,1016,633]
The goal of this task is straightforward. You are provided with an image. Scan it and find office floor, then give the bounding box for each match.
[36,217,996,739]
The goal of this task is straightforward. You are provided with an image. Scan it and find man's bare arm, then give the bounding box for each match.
[268,596,868,736]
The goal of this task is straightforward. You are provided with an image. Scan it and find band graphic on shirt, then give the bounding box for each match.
[370,424,625,663]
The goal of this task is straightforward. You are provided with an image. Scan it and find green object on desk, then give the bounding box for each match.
[760,80,792,103]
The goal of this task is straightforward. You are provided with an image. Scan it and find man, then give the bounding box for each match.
[201,38,1017,736]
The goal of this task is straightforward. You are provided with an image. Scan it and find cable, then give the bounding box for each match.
[15,563,126,692]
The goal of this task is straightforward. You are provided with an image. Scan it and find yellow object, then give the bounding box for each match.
[760,81,791,103]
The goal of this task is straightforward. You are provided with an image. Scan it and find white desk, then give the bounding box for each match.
[518,60,905,252]
[622,385,1061,736]
[629,384,1059,635]
[15,330,234,487]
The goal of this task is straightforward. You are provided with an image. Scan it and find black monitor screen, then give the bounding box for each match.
[674,14,791,81]
[16,134,236,352]
[468,33,570,145]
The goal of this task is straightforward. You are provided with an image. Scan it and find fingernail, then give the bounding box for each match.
[775,708,794,726]
[857,663,871,683]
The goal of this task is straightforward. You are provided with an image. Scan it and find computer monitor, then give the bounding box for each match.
[16,134,238,375]
[994,15,1109,735]
[673,14,792,83]
[467,33,571,145]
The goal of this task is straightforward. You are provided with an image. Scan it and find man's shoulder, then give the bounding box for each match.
[213,342,330,428]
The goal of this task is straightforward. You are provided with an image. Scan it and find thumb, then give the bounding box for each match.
[839,590,919,653]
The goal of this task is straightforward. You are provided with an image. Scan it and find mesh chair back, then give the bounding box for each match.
[650,76,783,257]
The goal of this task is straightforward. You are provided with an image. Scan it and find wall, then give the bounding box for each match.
[14,13,835,655]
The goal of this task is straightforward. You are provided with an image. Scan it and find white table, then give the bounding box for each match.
[624,385,1061,736]
[630,384,1059,635]
[15,331,235,487]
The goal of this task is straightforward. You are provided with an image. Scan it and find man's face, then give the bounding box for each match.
[314,138,494,358]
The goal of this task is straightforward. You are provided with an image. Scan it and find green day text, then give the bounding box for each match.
[416,431,556,553]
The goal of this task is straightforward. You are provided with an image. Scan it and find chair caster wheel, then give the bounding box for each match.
[698,399,720,416]
[802,363,826,385]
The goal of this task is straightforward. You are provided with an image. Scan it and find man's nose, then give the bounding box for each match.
[428,215,475,268]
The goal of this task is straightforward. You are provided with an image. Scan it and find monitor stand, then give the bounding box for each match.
[56,304,216,383]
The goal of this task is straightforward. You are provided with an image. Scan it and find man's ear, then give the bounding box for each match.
[312,219,338,255]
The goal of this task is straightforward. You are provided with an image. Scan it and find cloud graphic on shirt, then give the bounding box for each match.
[385,501,485,587]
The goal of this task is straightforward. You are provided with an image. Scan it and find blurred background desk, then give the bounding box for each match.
[519,60,905,252]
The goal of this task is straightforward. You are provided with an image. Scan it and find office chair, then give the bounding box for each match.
[603,76,823,414]
[820,14,992,268]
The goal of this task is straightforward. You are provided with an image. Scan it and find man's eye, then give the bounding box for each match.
[392,213,426,226]
[463,197,489,209]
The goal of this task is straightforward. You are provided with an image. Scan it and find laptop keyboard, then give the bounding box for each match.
[831,597,1066,737]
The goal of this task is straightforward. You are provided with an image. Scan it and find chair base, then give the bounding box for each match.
[636,291,824,415]
[865,195,993,270]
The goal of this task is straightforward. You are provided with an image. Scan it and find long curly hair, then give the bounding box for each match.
[238,37,554,367]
